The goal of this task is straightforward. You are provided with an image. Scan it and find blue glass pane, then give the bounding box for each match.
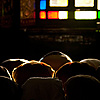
[40,0,46,10]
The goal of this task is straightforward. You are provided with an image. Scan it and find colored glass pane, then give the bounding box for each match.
[98,11,100,19]
[40,11,46,19]
[50,0,68,7]
[40,0,46,10]
[20,0,35,19]
[75,0,94,7]
[2,0,13,15]
[59,11,68,19]
[75,11,97,19]
[48,11,58,19]
[97,0,100,10]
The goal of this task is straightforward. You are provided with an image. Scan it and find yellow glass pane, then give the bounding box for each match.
[59,11,68,19]
[75,0,94,7]
[50,0,68,7]
[75,11,97,19]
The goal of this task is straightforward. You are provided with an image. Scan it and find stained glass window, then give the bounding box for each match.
[20,0,100,28]
[0,0,13,27]
[20,0,35,26]
[2,0,13,15]
[20,0,35,19]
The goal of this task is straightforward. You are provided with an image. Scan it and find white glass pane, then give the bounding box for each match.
[59,11,68,19]
[97,0,100,10]
[50,0,68,7]
[75,11,97,19]
[75,0,94,7]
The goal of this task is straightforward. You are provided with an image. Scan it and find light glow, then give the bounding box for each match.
[59,11,68,19]
[50,0,68,7]
[48,11,59,19]
[75,0,94,7]
[75,11,97,20]
[40,11,46,19]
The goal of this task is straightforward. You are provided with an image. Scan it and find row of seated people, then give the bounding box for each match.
[0,51,100,100]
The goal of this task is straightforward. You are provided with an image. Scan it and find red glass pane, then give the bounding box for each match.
[40,11,46,19]
[48,11,59,19]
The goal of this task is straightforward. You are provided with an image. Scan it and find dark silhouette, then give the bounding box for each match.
[0,76,21,100]
[56,62,96,85]
[64,75,100,100]
[1,58,29,75]
[39,51,72,71]
[12,60,55,86]
[0,66,11,79]
[21,77,65,100]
